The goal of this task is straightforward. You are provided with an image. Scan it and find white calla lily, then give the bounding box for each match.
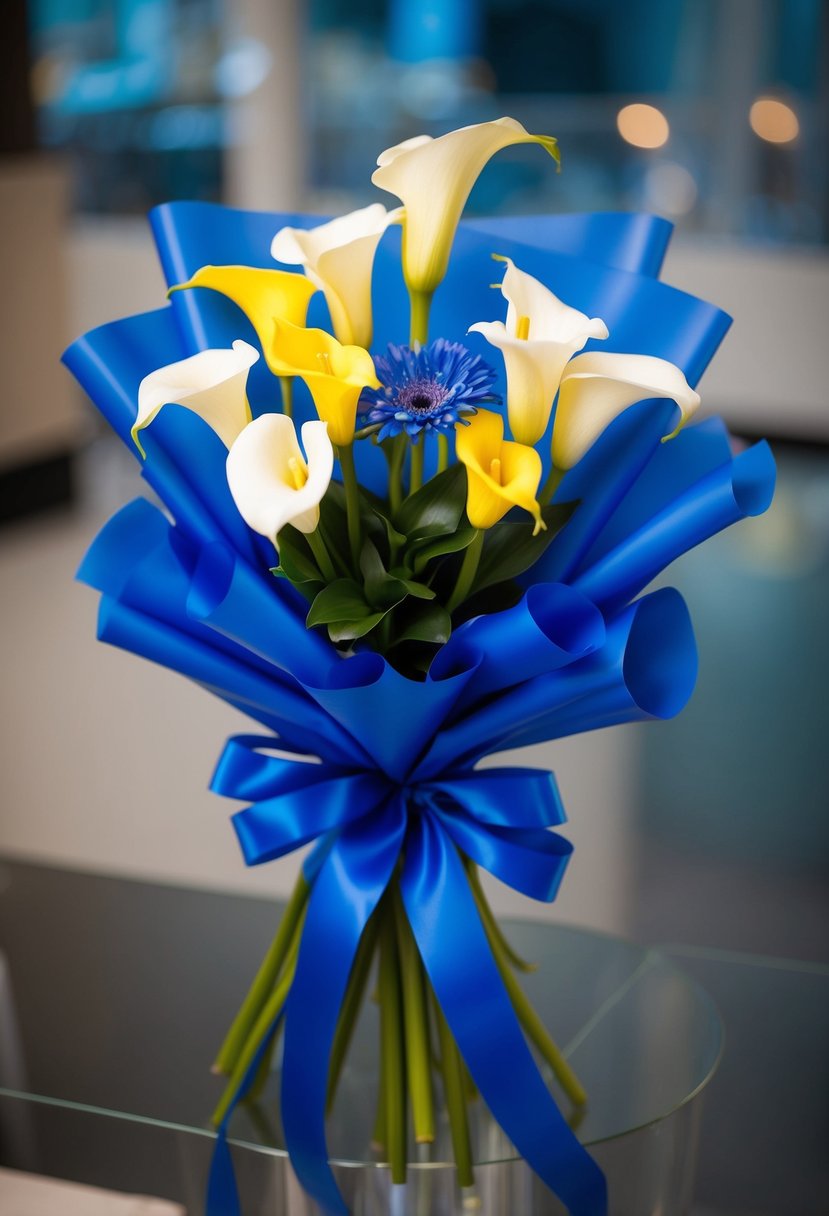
[469,257,608,446]
[372,118,559,310]
[552,351,701,470]
[271,204,392,350]
[132,340,259,457]
[226,413,333,539]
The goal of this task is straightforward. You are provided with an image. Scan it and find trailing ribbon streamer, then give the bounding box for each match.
[208,734,602,1215]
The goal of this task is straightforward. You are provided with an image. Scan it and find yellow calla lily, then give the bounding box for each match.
[131,339,259,457]
[552,351,701,470]
[469,256,608,446]
[372,117,559,306]
[269,319,380,447]
[169,265,317,374]
[455,408,544,535]
[271,205,392,349]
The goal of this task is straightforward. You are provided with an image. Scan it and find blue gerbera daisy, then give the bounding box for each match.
[359,339,500,442]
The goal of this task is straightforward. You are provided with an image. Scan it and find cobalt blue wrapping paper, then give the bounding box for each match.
[64,204,775,1216]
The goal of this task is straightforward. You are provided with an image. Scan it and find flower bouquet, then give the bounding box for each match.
[64,118,775,1216]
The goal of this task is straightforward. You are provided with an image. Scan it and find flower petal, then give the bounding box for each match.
[553,351,701,469]
[226,414,333,539]
[455,408,543,531]
[470,259,608,445]
[271,205,391,348]
[372,118,559,295]
[132,340,259,456]
[169,266,317,373]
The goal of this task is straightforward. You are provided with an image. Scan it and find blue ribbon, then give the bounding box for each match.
[207,734,605,1216]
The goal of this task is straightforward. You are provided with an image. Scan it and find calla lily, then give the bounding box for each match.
[267,319,380,447]
[372,118,559,302]
[552,351,701,470]
[271,205,392,349]
[455,407,544,534]
[469,257,608,446]
[226,413,333,539]
[132,339,259,457]
[169,266,317,374]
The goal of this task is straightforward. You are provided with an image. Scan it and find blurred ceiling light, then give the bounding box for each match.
[749,96,799,144]
[644,161,697,216]
[215,38,272,98]
[616,103,669,149]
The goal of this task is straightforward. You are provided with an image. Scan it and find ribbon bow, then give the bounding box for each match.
[206,733,607,1216]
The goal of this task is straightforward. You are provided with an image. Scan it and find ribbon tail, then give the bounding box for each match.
[401,812,607,1216]
[281,800,407,1215]
[206,1019,283,1216]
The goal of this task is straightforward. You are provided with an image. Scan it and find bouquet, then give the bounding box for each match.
[64,118,775,1216]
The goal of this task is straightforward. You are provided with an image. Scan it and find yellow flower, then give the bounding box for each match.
[455,408,544,535]
[168,265,317,374]
[131,340,258,457]
[469,256,607,446]
[269,320,379,447]
[271,205,392,349]
[552,352,701,470]
[372,118,559,300]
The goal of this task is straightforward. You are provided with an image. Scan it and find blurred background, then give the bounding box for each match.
[0,1,827,1211]
[1,0,827,951]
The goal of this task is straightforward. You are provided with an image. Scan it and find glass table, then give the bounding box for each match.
[0,858,826,1214]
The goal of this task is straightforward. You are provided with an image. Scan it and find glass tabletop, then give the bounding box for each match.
[0,857,826,1213]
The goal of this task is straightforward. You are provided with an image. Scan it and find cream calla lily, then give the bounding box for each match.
[455,407,544,534]
[271,205,392,349]
[469,257,608,446]
[372,118,559,300]
[552,351,701,470]
[132,339,259,457]
[226,413,333,539]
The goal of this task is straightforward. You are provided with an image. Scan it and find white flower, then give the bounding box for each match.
[271,205,392,350]
[226,413,333,539]
[469,257,607,446]
[371,117,559,298]
[132,340,259,457]
[552,351,701,470]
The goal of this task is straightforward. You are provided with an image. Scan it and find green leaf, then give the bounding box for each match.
[392,601,452,646]
[392,577,436,601]
[394,465,467,540]
[410,526,478,574]
[359,541,410,612]
[473,501,576,594]
[275,526,323,583]
[328,614,385,643]
[306,579,374,628]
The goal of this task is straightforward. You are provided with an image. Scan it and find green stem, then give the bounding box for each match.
[213,873,310,1075]
[245,1028,278,1103]
[409,290,433,347]
[393,888,435,1144]
[327,916,380,1112]
[305,527,337,583]
[478,901,587,1108]
[436,433,449,474]
[465,860,537,974]
[279,377,293,419]
[538,463,564,506]
[387,435,406,515]
[211,914,305,1127]
[433,994,474,1188]
[409,439,424,496]
[379,903,407,1184]
[337,442,363,571]
[446,529,483,615]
